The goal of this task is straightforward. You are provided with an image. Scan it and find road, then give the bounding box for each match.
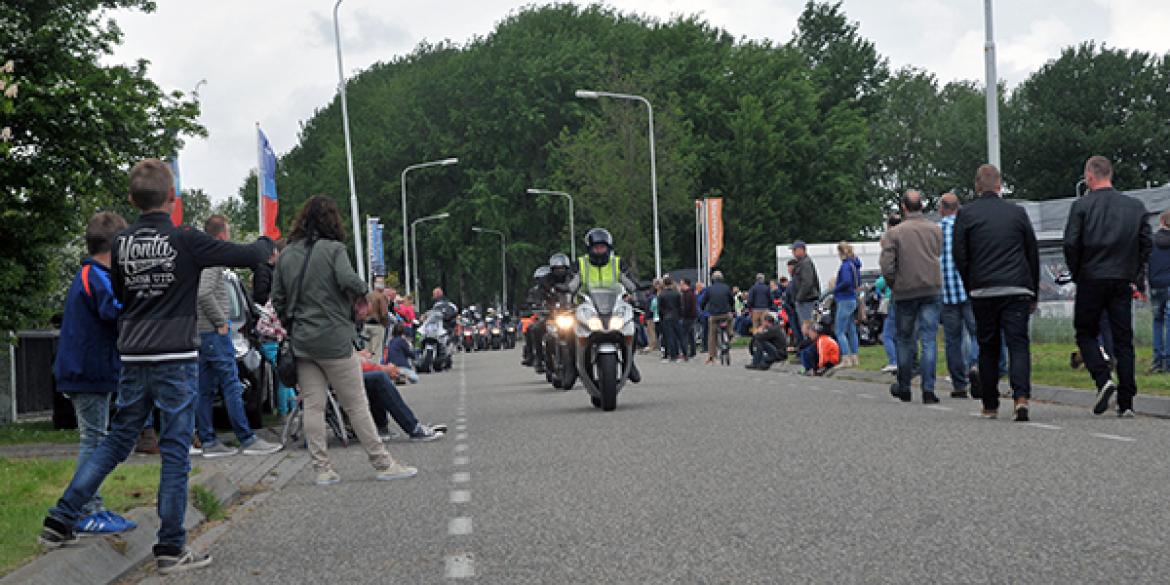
[145,347,1170,584]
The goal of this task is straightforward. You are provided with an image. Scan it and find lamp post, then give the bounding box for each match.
[472,227,507,310]
[983,0,1001,169]
[526,188,575,259]
[411,212,450,300]
[575,89,661,277]
[333,0,364,280]
[401,157,458,298]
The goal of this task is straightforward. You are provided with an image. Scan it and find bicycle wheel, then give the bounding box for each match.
[280,400,303,448]
[720,329,731,366]
[324,393,348,448]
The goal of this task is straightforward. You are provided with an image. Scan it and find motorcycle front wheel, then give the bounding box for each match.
[597,353,618,411]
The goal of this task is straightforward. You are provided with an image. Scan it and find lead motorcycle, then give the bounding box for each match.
[574,285,636,411]
[416,309,454,373]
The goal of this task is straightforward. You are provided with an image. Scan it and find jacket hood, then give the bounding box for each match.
[1156,228,1170,250]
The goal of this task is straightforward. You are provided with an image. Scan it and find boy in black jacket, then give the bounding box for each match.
[39,159,273,575]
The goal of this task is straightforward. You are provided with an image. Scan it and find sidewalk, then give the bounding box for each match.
[0,430,307,585]
[766,356,1170,418]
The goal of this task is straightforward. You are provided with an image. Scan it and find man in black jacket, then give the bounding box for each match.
[39,159,273,573]
[657,277,684,362]
[954,164,1040,421]
[746,313,787,370]
[702,271,735,363]
[1063,155,1153,416]
[746,273,772,332]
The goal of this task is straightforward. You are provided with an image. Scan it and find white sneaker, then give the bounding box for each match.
[376,463,418,481]
[315,469,341,486]
[241,437,282,456]
[409,424,445,442]
[1119,409,1136,418]
[880,364,897,374]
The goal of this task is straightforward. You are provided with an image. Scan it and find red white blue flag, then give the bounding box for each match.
[168,155,183,226]
[257,127,281,239]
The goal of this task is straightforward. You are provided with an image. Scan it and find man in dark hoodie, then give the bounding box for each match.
[39,159,274,575]
[1148,210,1170,373]
[1063,156,1152,417]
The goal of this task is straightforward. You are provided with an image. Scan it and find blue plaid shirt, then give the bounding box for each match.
[939,215,968,304]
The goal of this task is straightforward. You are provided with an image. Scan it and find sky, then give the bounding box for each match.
[106,0,1170,203]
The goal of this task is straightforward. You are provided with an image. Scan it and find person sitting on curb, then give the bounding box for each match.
[385,322,419,384]
[746,313,787,370]
[358,350,445,441]
[799,322,840,376]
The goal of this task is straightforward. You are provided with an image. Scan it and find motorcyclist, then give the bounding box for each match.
[431,287,459,333]
[568,228,642,383]
[542,252,578,375]
[523,266,552,370]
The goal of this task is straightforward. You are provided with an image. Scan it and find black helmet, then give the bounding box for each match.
[549,253,571,269]
[584,227,613,267]
[533,265,551,280]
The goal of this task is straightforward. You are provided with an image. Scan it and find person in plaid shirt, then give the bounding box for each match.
[938,192,979,398]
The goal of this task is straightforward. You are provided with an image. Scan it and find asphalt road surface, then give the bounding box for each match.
[145,347,1170,584]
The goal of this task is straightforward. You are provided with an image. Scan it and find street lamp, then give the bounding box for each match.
[333,0,364,280]
[401,157,458,298]
[575,89,661,277]
[983,0,1001,170]
[411,212,450,300]
[526,188,575,259]
[472,226,507,310]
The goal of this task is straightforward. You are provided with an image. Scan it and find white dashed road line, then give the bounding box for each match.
[1025,423,1063,430]
[1091,432,1137,443]
[925,405,953,412]
[445,355,475,580]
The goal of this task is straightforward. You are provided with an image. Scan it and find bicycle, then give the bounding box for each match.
[718,318,732,366]
[280,387,350,449]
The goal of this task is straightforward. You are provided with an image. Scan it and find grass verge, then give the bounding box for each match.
[0,421,78,447]
[856,343,1170,397]
[0,458,160,576]
[189,484,225,521]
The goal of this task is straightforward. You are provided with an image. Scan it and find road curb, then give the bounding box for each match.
[1,447,304,585]
[770,361,1170,418]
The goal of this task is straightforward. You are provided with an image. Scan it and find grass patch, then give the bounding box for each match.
[856,343,1170,396]
[0,458,159,576]
[0,421,78,447]
[189,484,225,521]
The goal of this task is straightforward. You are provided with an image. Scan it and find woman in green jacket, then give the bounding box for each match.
[272,196,416,485]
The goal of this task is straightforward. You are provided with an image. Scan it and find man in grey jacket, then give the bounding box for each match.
[880,190,944,403]
[194,215,281,458]
[790,241,821,328]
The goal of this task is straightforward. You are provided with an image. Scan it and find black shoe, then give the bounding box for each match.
[1014,403,1030,422]
[923,392,940,404]
[744,364,759,370]
[38,517,78,549]
[628,363,641,384]
[967,368,981,398]
[889,383,912,402]
[950,390,969,399]
[156,548,213,575]
[534,362,545,374]
[1092,380,1116,415]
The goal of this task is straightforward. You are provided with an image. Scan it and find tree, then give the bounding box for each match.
[0,1,202,331]
[180,188,213,229]
[1004,43,1170,199]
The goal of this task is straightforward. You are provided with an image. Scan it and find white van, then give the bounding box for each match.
[775,242,883,294]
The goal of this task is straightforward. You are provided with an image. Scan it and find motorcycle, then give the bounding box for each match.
[574,285,636,411]
[486,315,503,350]
[543,292,578,390]
[459,317,476,352]
[475,321,490,351]
[501,313,517,349]
[416,309,453,373]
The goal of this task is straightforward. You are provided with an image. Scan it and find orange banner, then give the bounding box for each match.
[705,198,723,269]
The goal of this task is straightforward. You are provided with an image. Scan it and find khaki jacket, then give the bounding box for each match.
[879,213,943,301]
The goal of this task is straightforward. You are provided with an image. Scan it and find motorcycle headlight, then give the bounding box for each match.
[492,328,500,334]
[555,314,575,329]
[587,317,604,331]
[608,316,625,331]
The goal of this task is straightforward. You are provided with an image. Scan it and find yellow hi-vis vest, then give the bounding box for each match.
[578,255,621,292]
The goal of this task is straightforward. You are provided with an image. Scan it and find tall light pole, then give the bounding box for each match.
[526,188,575,259]
[401,157,458,298]
[333,0,364,280]
[983,0,1001,169]
[575,89,661,277]
[411,212,450,300]
[472,227,507,310]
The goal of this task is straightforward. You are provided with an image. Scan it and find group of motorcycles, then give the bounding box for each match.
[456,307,518,352]
[522,279,639,412]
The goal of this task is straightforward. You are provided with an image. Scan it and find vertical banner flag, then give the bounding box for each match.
[705,197,724,269]
[256,126,281,239]
[168,155,183,226]
[367,217,385,277]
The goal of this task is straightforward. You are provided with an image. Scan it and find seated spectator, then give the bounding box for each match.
[385,322,420,384]
[358,350,444,441]
[733,308,753,337]
[746,313,787,370]
[799,322,840,376]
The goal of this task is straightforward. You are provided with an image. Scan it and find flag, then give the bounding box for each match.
[257,126,281,239]
[705,198,724,269]
[168,156,183,226]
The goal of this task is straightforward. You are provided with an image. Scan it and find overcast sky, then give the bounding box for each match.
[107,0,1170,203]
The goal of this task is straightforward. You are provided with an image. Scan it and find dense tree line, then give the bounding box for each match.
[3,1,1168,330]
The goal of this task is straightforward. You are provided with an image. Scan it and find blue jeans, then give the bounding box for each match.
[882,305,897,365]
[66,392,112,514]
[800,344,818,371]
[894,296,941,393]
[1152,287,1170,367]
[941,302,978,389]
[196,332,254,445]
[834,298,859,356]
[363,371,419,433]
[50,362,197,553]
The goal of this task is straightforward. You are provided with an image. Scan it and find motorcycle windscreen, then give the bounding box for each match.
[587,287,621,316]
